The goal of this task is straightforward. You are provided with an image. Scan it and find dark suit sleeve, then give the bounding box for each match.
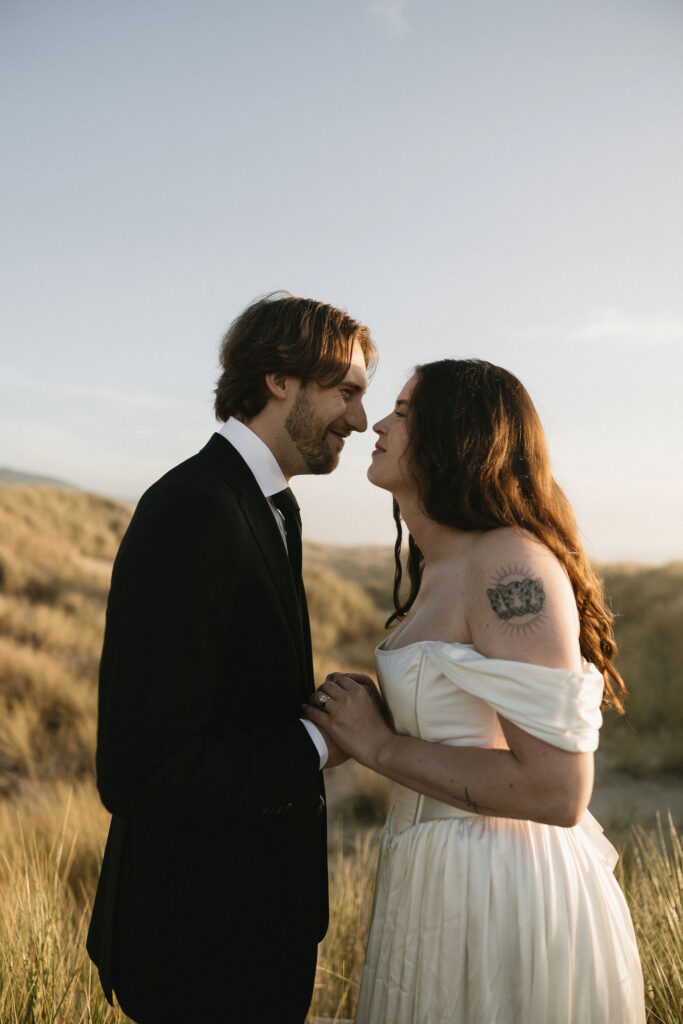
[95,482,320,819]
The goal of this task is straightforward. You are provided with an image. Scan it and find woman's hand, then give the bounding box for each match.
[306,673,395,769]
[338,672,392,723]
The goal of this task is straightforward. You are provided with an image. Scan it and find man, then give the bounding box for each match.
[87,293,376,1023]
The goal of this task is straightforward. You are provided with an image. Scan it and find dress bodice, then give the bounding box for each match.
[375,640,604,753]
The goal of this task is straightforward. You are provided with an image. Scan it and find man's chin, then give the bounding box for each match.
[308,454,339,475]
[298,442,339,475]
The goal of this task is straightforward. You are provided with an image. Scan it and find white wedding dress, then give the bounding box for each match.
[354,641,646,1024]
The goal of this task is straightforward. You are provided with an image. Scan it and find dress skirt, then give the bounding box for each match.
[354,807,645,1024]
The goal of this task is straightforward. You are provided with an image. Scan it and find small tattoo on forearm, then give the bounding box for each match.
[487,564,547,636]
[464,787,482,814]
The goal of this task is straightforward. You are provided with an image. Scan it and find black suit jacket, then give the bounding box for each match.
[87,434,328,1023]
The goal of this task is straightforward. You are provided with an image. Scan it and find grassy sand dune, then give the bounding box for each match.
[0,483,682,1021]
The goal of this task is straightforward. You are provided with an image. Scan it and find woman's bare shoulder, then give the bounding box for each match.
[464,528,581,669]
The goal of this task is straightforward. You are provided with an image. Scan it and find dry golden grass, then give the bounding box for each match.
[305,541,396,615]
[305,559,386,680]
[600,563,683,777]
[308,827,379,1022]
[0,781,371,1023]
[0,485,119,798]
[0,783,126,1024]
[616,813,683,1022]
[1,483,682,1020]
[0,782,681,1023]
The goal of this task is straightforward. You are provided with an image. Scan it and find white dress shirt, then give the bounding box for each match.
[218,418,328,768]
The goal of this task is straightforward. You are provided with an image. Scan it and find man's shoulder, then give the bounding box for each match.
[137,436,236,507]
[125,438,243,539]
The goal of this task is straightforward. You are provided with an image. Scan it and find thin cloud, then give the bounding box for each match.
[369,0,410,36]
[0,367,202,418]
[509,311,683,347]
[569,311,683,346]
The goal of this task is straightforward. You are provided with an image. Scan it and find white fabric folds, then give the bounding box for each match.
[354,641,645,1024]
[427,643,604,751]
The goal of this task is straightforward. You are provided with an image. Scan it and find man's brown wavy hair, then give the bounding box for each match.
[389,358,626,713]
[214,292,376,422]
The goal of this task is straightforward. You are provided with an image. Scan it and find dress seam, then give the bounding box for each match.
[412,647,427,826]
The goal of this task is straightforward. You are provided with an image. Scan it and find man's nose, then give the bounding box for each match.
[346,398,368,433]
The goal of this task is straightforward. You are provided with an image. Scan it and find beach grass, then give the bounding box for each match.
[616,813,683,1023]
[1,485,682,1021]
[0,784,681,1022]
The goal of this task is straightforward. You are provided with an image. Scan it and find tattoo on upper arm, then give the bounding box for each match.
[487,563,547,636]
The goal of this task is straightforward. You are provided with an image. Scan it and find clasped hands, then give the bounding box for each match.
[305,672,394,770]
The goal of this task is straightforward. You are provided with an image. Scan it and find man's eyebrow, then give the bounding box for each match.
[341,381,365,393]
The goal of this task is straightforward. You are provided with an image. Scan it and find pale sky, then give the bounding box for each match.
[1,0,682,563]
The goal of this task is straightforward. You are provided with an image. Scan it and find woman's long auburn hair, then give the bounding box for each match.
[388,359,626,713]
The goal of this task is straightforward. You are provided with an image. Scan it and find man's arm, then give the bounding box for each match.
[96,483,322,819]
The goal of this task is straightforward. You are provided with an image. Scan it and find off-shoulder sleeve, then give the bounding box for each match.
[427,644,604,752]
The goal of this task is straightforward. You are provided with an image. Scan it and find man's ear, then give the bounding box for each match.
[265,373,294,401]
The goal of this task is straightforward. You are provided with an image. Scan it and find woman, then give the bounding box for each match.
[306,360,645,1024]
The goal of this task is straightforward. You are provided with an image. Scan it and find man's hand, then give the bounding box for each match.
[316,722,349,769]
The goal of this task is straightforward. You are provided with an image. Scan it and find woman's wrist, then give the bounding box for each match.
[368,730,399,774]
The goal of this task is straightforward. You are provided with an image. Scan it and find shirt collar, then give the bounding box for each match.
[218,418,287,499]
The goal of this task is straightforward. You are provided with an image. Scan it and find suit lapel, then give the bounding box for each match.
[203,435,311,694]
[299,587,315,698]
[237,486,306,648]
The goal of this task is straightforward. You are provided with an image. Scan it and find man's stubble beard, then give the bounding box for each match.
[284,387,339,475]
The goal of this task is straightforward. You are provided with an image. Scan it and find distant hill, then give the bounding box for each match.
[0,467,78,489]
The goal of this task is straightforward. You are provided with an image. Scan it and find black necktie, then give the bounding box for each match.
[272,487,302,581]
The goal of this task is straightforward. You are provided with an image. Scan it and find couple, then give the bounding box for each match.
[87,293,645,1023]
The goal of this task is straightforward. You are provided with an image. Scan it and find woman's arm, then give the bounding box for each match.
[306,531,595,827]
[375,715,593,827]
[306,677,592,827]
